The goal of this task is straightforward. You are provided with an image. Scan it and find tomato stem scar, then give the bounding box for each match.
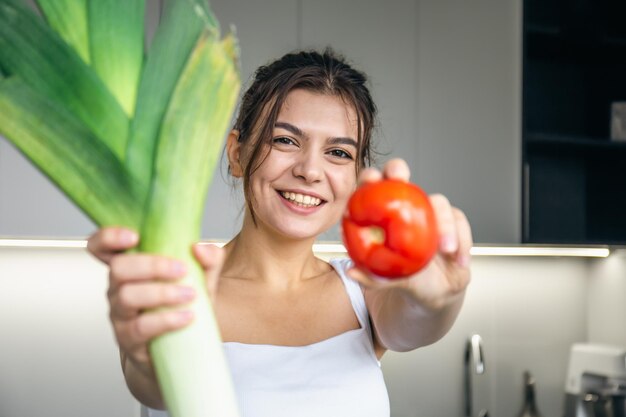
[359,226,385,246]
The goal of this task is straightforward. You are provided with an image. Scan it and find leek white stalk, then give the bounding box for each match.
[0,1,241,416]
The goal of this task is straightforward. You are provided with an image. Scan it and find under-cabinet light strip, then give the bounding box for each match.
[0,239,611,257]
[469,246,610,258]
[0,238,88,248]
[310,244,610,258]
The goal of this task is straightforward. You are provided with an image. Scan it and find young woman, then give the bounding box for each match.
[87,49,472,417]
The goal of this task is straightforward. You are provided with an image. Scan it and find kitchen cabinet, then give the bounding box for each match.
[522,0,626,244]
[410,0,522,244]
[0,0,523,243]
[301,0,522,244]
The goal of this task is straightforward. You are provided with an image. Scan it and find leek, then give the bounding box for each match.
[88,0,145,116]
[0,1,241,416]
[0,0,129,157]
[36,0,90,64]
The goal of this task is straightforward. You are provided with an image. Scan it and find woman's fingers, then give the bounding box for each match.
[87,227,139,264]
[108,252,192,325]
[108,273,196,369]
[109,254,187,287]
[357,159,412,186]
[89,228,200,374]
[430,194,459,256]
[114,309,195,354]
[110,282,196,320]
[357,167,382,185]
[345,266,407,291]
[382,158,410,182]
[453,208,473,269]
[429,195,473,292]
[192,244,225,301]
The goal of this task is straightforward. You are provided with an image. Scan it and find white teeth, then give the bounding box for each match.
[281,191,322,207]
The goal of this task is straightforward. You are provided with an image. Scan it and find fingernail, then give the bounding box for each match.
[458,254,471,268]
[171,261,187,275]
[178,286,196,301]
[441,235,458,253]
[120,230,138,245]
[175,310,194,325]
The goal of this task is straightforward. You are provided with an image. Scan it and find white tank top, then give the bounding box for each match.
[142,258,390,417]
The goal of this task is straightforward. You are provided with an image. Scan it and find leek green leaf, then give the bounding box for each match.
[0,77,141,228]
[88,0,144,116]
[126,0,219,200]
[35,0,90,64]
[0,0,129,159]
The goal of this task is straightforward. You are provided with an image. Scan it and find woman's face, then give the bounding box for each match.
[246,88,360,240]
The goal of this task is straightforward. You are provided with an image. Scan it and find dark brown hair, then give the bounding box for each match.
[232,47,378,220]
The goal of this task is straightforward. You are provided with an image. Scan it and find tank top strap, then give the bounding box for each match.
[329,258,372,335]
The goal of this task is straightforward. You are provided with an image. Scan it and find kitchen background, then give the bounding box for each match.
[1,1,625,417]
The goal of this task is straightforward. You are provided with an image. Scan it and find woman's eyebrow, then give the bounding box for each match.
[275,121,305,138]
[275,121,357,148]
[328,137,358,149]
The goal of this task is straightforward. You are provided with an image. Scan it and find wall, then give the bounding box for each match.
[1,246,609,417]
[0,247,138,417]
[587,253,626,348]
[0,0,522,243]
[383,256,589,417]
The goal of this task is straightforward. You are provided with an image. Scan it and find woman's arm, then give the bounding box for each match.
[121,351,167,409]
[364,271,467,352]
[346,160,472,353]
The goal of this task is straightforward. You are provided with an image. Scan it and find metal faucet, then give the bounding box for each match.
[464,334,488,417]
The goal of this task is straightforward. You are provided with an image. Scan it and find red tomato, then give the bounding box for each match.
[341,179,438,279]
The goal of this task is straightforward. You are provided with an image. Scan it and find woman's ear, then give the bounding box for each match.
[226,130,244,178]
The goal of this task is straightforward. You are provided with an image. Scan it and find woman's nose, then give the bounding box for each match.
[292,150,323,183]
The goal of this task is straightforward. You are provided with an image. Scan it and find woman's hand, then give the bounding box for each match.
[87,228,225,384]
[347,158,472,309]
[346,159,472,351]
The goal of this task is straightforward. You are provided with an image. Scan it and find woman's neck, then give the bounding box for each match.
[221,214,330,290]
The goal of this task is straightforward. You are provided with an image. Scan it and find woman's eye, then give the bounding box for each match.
[328,149,353,160]
[273,136,296,146]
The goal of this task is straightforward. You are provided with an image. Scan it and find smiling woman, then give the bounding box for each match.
[228,49,377,224]
[226,89,360,240]
[87,48,473,417]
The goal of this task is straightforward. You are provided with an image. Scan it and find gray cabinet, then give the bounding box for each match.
[414,0,522,244]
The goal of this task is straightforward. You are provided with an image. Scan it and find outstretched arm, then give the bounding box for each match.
[346,159,472,354]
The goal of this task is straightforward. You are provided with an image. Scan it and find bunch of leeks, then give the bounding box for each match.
[0,0,241,416]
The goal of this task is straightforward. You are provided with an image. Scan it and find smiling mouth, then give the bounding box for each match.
[279,191,324,208]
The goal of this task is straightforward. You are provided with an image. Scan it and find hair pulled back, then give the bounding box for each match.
[232,48,378,219]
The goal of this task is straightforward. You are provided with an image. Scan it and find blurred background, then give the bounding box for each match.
[1,1,625,417]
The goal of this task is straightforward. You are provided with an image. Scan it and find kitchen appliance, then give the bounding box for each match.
[564,343,626,417]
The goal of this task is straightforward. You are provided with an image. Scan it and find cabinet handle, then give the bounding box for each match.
[523,162,530,241]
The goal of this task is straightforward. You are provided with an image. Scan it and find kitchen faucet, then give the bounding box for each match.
[464,334,488,417]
